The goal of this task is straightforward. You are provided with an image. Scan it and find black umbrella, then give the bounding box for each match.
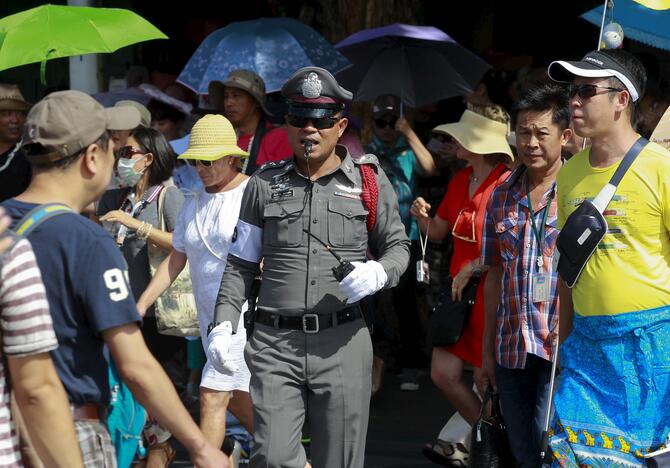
[335,23,490,107]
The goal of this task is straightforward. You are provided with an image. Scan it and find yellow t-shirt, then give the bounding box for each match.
[557,142,670,315]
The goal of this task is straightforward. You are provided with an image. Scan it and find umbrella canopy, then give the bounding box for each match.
[177,17,350,94]
[92,87,151,108]
[581,0,670,51]
[0,4,167,73]
[335,23,490,107]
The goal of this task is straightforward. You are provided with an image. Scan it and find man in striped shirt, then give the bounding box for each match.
[0,211,83,467]
[480,83,571,467]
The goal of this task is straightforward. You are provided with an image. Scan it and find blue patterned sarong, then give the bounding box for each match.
[550,305,670,467]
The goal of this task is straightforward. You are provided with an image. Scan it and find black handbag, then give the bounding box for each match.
[468,387,515,468]
[556,137,647,287]
[427,275,479,347]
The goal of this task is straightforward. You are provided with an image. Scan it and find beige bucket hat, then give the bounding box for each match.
[433,110,514,160]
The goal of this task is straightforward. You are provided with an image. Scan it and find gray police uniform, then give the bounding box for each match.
[215,146,409,467]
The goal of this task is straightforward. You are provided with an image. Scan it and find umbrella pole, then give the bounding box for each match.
[597,0,610,50]
[584,0,611,151]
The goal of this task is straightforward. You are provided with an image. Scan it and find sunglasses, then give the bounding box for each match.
[452,207,476,243]
[116,146,145,159]
[374,117,398,129]
[185,159,214,167]
[286,115,340,130]
[569,84,624,100]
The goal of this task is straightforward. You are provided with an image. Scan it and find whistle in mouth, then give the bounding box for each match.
[303,141,313,159]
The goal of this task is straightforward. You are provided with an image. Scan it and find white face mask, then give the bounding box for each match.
[116,156,146,187]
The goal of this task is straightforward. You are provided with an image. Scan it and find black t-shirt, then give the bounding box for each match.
[0,144,31,202]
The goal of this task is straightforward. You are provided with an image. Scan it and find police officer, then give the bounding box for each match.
[208,67,410,468]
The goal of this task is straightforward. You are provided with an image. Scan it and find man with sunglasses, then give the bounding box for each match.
[480,83,572,467]
[545,49,670,465]
[209,66,410,468]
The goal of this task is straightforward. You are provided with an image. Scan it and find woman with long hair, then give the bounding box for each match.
[97,126,185,466]
[412,104,513,466]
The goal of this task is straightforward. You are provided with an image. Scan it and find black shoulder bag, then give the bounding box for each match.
[556,137,647,288]
[427,274,480,347]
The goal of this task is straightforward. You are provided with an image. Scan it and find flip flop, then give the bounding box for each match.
[422,441,468,467]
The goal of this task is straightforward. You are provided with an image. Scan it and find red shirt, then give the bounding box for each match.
[237,124,292,168]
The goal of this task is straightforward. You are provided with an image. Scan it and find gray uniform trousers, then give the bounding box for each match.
[244,318,373,468]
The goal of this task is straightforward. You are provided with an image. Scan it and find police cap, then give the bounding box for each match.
[281,67,353,119]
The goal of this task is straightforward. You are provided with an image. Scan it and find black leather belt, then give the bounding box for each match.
[255,307,362,333]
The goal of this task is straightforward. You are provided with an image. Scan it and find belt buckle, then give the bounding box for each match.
[302,313,319,334]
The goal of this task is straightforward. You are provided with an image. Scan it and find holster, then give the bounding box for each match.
[244,278,261,340]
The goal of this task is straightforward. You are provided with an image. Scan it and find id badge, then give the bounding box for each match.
[532,274,550,303]
[416,260,430,284]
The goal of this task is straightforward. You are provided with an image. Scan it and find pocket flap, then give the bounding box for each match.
[264,200,304,218]
[328,198,367,219]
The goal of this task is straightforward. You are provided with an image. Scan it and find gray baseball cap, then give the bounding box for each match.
[114,100,151,127]
[22,90,141,163]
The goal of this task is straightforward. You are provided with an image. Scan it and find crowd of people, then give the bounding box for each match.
[0,34,667,468]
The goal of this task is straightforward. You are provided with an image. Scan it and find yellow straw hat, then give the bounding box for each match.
[178,114,249,161]
[433,110,514,160]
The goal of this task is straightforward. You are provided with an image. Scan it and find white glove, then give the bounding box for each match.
[338,260,388,304]
[207,322,239,375]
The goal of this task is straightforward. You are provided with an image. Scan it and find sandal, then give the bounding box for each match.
[422,441,469,467]
[137,441,176,468]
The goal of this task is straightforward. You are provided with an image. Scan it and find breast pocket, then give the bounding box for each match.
[263,200,305,247]
[327,198,368,248]
[496,217,520,262]
[543,216,558,259]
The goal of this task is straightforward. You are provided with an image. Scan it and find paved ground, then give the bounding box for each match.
[365,371,455,467]
[169,368,459,467]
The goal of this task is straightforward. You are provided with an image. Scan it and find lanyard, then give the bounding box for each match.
[418,220,430,261]
[194,193,225,261]
[525,174,554,270]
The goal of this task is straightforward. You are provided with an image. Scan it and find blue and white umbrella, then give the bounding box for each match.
[177,17,350,94]
[581,0,670,51]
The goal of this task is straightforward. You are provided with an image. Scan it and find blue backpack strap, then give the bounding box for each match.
[15,203,73,237]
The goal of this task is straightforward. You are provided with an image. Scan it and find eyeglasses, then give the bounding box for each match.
[116,146,145,159]
[286,115,340,129]
[569,84,624,100]
[374,117,398,129]
[452,207,476,243]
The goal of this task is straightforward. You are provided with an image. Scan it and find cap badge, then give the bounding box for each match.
[302,72,322,99]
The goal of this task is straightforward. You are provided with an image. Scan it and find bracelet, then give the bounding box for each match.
[136,222,152,240]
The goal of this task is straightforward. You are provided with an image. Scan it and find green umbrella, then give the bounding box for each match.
[0,4,168,82]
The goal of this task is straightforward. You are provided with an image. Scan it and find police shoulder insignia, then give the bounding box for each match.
[353,153,380,167]
[257,158,290,173]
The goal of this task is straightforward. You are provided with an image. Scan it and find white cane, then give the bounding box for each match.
[539,331,559,465]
